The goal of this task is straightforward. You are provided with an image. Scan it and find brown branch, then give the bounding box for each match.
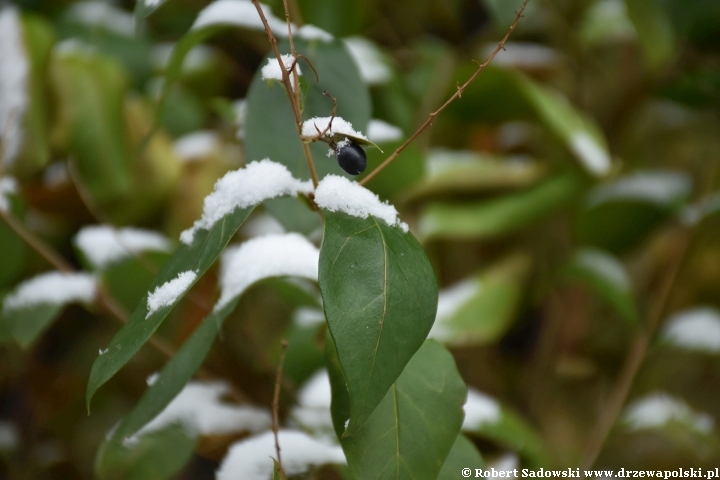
[272,340,290,477]
[360,0,530,186]
[251,0,319,187]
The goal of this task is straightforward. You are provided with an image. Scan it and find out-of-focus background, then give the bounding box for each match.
[1,0,720,478]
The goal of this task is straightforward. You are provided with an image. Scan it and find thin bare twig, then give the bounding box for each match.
[272,340,290,476]
[360,0,530,186]
[251,0,319,187]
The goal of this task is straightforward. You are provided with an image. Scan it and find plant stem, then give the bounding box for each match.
[272,340,290,476]
[252,0,319,188]
[360,0,530,186]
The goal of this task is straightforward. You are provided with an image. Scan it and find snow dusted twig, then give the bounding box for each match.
[273,340,290,477]
[360,0,531,186]
[251,0,319,187]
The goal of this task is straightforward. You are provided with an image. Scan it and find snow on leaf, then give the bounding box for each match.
[216,430,345,480]
[622,392,714,433]
[3,272,97,312]
[300,116,368,141]
[314,175,408,231]
[569,132,611,176]
[367,119,403,143]
[173,130,219,162]
[191,0,287,34]
[145,270,197,318]
[179,160,312,245]
[661,307,720,353]
[462,388,501,431]
[65,1,135,37]
[0,176,18,213]
[342,37,392,85]
[74,225,171,270]
[215,233,319,311]
[587,171,692,208]
[261,54,301,86]
[290,370,333,437]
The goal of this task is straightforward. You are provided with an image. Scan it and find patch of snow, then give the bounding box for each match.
[146,372,159,386]
[146,270,197,318]
[75,225,171,270]
[293,307,325,328]
[0,176,18,213]
[367,119,403,143]
[587,171,692,208]
[54,38,97,57]
[462,388,502,431]
[428,277,482,342]
[0,6,30,168]
[343,37,391,85]
[622,392,714,433]
[98,348,108,355]
[66,1,135,37]
[573,248,630,291]
[301,116,367,141]
[482,41,560,69]
[3,272,97,312]
[296,24,334,42]
[570,132,611,176]
[0,421,18,451]
[180,160,312,245]
[291,370,333,437]
[261,54,301,87]
[126,381,271,445]
[151,43,214,72]
[662,307,720,353]
[314,175,408,232]
[216,429,345,480]
[191,0,287,35]
[233,99,247,140]
[215,233,319,310]
[488,452,519,473]
[174,131,219,162]
[145,0,164,8]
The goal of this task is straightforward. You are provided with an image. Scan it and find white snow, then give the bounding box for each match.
[573,248,630,291]
[682,192,720,226]
[3,272,97,312]
[75,225,171,270]
[242,211,285,237]
[301,116,368,141]
[662,307,720,353]
[0,6,30,168]
[292,307,325,327]
[482,41,560,70]
[622,392,714,433]
[216,429,345,480]
[296,24,334,42]
[314,175,409,232]
[428,277,483,343]
[146,372,160,386]
[191,0,287,35]
[488,452,519,473]
[215,233,319,311]
[146,270,197,318]
[367,119,403,143]
[290,370,334,436]
[66,1,135,37]
[180,160,312,245]
[587,171,692,208]
[99,348,108,355]
[174,131,219,161]
[570,132,611,176]
[261,54,301,85]
[126,381,271,445]
[145,0,163,8]
[0,176,18,213]
[233,99,247,140]
[343,37,391,85]
[462,388,502,431]
[151,43,214,72]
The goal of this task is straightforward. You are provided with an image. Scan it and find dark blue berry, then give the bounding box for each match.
[336,142,367,175]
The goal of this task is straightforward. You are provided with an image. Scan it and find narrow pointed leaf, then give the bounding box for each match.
[332,340,466,480]
[319,210,438,437]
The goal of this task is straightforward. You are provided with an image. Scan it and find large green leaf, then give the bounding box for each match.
[437,435,485,480]
[246,38,371,180]
[430,254,532,347]
[419,174,582,240]
[319,210,438,437]
[561,248,639,326]
[329,339,466,480]
[85,207,252,410]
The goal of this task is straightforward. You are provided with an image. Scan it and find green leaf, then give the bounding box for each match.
[562,248,639,326]
[437,435,485,480]
[4,303,62,348]
[419,174,582,240]
[625,0,676,71]
[246,38,371,180]
[430,254,532,347]
[576,170,691,253]
[332,340,466,480]
[319,210,438,437]
[264,196,323,236]
[272,458,286,480]
[95,424,195,480]
[85,207,253,411]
